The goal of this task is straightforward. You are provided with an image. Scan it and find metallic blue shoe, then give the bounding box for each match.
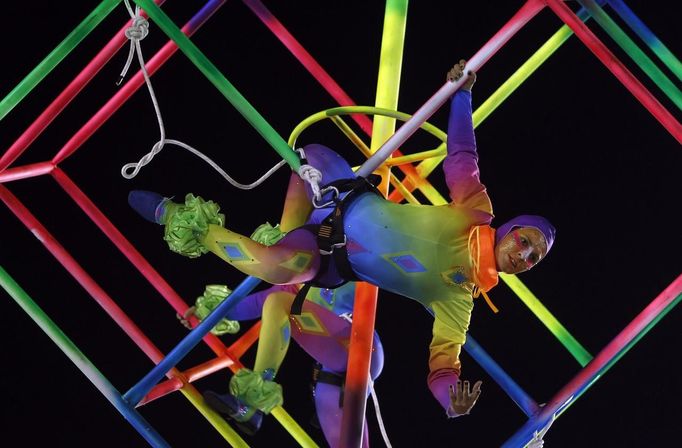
[203,390,263,435]
[127,190,171,224]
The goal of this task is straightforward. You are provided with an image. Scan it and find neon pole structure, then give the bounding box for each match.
[2,1,680,446]
[0,265,172,448]
[0,0,122,121]
[241,0,442,204]
[577,0,682,110]
[544,0,682,143]
[340,0,407,445]
[503,276,682,447]
[607,0,682,81]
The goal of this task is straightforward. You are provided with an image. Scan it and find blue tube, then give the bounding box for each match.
[124,276,262,405]
[464,334,540,418]
[607,0,682,81]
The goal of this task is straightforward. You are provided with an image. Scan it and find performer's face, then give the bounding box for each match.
[495,227,548,274]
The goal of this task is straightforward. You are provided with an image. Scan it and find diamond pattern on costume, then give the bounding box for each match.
[292,312,329,336]
[280,322,291,350]
[441,266,472,290]
[278,251,313,273]
[221,242,254,263]
[384,252,427,274]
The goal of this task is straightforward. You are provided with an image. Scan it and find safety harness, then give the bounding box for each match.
[290,174,382,316]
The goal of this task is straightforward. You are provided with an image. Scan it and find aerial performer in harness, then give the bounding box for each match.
[128,60,556,438]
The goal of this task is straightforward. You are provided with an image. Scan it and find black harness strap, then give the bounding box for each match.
[290,175,381,316]
[312,362,346,408]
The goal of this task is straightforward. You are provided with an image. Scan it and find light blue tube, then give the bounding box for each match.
[464,334,540,418]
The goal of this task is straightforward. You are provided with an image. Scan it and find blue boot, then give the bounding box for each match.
[203,390,263,435]
[127,190,172,224]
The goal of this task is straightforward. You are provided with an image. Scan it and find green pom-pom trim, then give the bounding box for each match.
[250,222,286,246]
[163,194,225,258]
[194,284,240,335]
[229,368,283,414]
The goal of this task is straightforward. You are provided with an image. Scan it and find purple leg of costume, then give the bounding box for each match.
[293,300,384,448]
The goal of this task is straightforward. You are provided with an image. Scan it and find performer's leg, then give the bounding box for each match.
[313,379,369,448]
[203,290,296,433]
[280,172,312,233]
[253,291,296,375]
[225,284,299,321]
[291,300,384,448]
[128,190,320,284]
[200,225,319,285]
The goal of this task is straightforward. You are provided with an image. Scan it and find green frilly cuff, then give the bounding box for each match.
[194,284,240,335]
[229,368,283,414]
[163,193,225,258]
[250,222,286,246]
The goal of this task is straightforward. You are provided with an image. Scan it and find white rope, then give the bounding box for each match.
[298,164,323,202]
[369,382,393,448]
[338,313,393,448]
[118,0,288,189]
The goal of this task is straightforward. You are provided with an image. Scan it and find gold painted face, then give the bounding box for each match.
[494,227,548,274]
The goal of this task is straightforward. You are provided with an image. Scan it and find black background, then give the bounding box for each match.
[1,1,681,447]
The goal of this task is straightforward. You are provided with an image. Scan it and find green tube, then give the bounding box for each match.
[0,265,171,446]
[133,0,300,170]
[578,0,682,110]
[0,0,122,121]
[500,273,593,366]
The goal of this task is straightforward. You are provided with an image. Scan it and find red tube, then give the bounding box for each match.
[50,167,230,356]
[0,162,54,183]
[0,183,167,364]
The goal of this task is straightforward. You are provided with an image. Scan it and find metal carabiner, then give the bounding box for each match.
[313,185,340,209]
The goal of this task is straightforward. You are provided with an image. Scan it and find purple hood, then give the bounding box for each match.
[495,215,556,253]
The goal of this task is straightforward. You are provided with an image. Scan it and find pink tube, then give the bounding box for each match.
[0,162,54,183]
[0,184,167,364]
[242,0,373,136]
[545,0,682,143]
[0,1,167,173]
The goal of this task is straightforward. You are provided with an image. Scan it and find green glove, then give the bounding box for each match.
[192,284,240,335]
[250,222,286,246]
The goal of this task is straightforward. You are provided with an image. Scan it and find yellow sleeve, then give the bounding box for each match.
[428,296,473,374]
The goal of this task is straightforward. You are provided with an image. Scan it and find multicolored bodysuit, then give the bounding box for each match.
[192,89,498,415]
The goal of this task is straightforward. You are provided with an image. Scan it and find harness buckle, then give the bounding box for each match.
[313,185,340,209]
[319,234,347,255]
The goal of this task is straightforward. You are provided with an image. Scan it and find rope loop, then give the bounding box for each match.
[125,16,149,41]
[298,164,323,202]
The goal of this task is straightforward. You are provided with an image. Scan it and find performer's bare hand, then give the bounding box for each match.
[176,305,197,330]
[446,59,476,91]
[448,379,482,416]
